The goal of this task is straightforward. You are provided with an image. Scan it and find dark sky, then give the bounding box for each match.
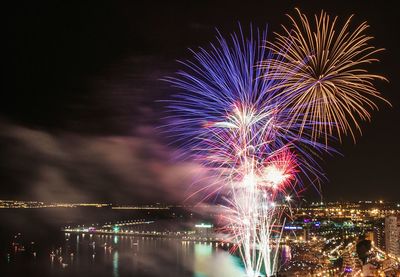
[1,0,399,203]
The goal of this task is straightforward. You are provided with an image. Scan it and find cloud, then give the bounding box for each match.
[0,121,206,204]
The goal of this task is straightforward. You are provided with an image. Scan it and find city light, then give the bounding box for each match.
[195,223,213,228]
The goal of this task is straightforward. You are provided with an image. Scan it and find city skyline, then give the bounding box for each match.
[1,198,399,275]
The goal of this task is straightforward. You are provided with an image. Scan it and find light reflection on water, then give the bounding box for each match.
[48,233,247,277]
[194,244,212,277]
[193,242,245,277]
[113,251,119,277]
[0,208,250,277]
[2,229,296,277]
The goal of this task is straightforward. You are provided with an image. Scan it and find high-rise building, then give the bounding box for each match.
[373,219,385,250]
[384,216,400,257]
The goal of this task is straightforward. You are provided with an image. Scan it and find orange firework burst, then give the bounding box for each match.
[264,8,390,143]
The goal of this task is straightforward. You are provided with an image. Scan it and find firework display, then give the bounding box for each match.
[264,8,390,143]
[164,10,388,277]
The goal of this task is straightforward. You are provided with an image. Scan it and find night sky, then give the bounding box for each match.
[2,1,399,203]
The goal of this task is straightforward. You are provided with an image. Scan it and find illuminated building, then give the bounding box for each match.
[373,219,385,250]
[194,223,213,236]
[365,231,374,242]
[385,216,400,257]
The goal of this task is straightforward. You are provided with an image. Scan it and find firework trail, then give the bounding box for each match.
[163,10,388,277]
[264,8,390,143]
[164,26,326,276]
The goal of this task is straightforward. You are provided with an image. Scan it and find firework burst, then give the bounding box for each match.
[163,26,326,276]
[264,8,390,143]
[163,10,388,277]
